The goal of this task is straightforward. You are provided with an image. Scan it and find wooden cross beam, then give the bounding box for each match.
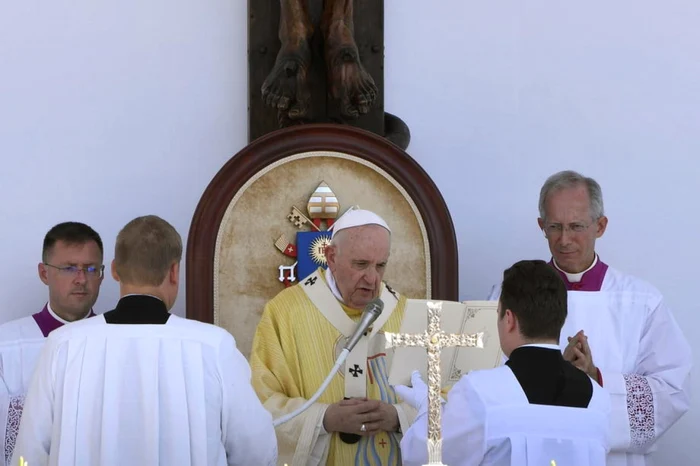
[385,301,484,466]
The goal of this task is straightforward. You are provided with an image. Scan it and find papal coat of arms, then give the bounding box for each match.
[274,182,357,287]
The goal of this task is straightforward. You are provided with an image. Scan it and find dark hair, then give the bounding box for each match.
[42,222,103,262]
[499,260,567,341]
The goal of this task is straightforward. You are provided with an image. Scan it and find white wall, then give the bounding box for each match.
[1,0,697,462]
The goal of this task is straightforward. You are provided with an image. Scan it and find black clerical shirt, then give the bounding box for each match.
[505,344,593,408]
[103,294,171,325]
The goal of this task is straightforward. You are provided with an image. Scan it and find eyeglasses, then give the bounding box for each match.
[542,222,594,237]
[44,263,105,278]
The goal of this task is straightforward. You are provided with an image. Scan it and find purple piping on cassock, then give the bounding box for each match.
[549,258,609,292]
[32,304,96,337]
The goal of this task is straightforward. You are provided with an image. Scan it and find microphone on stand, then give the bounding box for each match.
[339,298,384,444]
[273,298,385,427]
[343,298,384,352]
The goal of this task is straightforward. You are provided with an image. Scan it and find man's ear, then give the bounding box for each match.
[325,245,336,270]
[170,262,180,285]
[596,216,608,238]
[504,308,518,333]
[38,262,49,285]
[111,260,120,282]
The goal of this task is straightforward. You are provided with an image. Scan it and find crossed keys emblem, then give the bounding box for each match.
[274,189,359,287]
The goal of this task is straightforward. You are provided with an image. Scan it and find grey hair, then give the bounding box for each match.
[329,229,346,254]
[538,170,605,220]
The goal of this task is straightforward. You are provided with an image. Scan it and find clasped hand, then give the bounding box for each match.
[563,329,598,380]
[323,397,399,436]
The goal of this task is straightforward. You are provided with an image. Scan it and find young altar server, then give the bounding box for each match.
[0,221,103,466]
[397,260,611,466]
[12,215,277,466]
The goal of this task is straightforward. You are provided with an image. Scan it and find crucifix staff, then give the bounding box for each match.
[385,301,485,466]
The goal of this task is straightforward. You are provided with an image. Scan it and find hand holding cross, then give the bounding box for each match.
[385,301,484,466]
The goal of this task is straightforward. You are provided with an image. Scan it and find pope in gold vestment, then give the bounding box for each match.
[250,267,415,466]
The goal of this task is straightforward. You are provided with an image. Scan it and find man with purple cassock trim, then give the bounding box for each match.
[0,222,104,466]
[490,170,692,466]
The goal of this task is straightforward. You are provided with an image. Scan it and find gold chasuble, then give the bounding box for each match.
[250,267,415,466]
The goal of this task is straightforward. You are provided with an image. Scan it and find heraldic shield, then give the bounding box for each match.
[186,124,458,359]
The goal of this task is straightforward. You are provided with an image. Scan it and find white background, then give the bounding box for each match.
[0,1,697,462]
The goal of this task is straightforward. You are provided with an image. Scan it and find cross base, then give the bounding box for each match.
[425,438,448,465]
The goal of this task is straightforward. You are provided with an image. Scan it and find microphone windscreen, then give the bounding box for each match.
[365,298,384,316]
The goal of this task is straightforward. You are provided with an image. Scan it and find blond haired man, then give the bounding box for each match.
[12,215,277,466]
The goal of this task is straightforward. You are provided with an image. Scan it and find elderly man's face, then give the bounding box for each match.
[537,184,607,273]
[326,225,390,309]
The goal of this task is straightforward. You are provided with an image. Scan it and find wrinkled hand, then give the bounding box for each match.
[323,397,398,436]
[563,329,598,380]
[371,400,400,433]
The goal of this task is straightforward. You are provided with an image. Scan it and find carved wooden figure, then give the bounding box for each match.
[262,0,377,124]
[249,0,410,149]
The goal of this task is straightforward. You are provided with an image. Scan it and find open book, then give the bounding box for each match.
[387,300,503,387]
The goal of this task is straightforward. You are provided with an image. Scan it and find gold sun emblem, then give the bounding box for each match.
[309,235,332,266]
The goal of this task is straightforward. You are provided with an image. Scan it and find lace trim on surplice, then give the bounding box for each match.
[4,395,25,466]
[624,373,655,448]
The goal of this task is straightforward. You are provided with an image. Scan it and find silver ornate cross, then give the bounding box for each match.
[385,301,484,466]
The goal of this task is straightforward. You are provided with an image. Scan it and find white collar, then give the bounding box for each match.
[518,343,561,351]
[553,254,598,283]
[325,268,345,303]
[47,302,91,324]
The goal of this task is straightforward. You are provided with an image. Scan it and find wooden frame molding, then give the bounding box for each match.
[186,124,458,323]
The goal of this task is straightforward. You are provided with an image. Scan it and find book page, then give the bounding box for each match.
[387,300,503,387]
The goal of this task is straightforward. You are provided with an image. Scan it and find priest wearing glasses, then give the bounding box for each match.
[0,221,104,465]
[490,170,692,466]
